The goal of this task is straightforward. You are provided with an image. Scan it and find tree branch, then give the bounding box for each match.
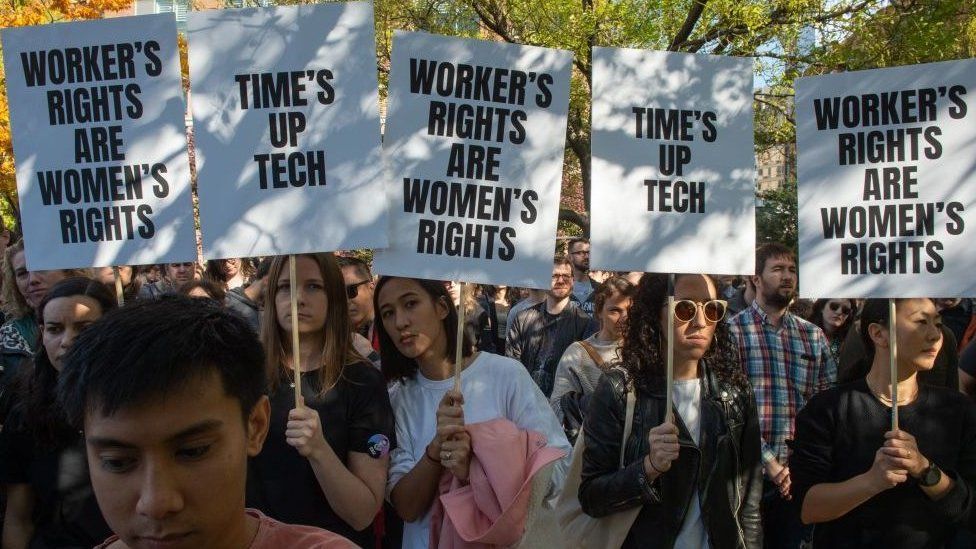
[754,96,795,126]
[469,1,518,43]
[559,207,589,235]
[669,0,708,51]
[678,0,877,53]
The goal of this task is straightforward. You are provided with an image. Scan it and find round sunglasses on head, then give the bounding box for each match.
[673,299,728,323]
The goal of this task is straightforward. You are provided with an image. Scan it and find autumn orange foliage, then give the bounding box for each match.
[0,0,133,228]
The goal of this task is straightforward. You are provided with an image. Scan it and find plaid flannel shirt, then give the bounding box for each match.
[729,301,837,466]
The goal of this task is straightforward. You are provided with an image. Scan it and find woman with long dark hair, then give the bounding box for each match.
[579,273,762,548]
[0,277,116,548]
[247,253,394,547]
[808,298,856,363]
[375,276,570,549]
[791,298,976,547]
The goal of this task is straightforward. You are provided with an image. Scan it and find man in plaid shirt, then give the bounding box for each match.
[729,243,837,549]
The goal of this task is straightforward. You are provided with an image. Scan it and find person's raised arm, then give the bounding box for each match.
[579,371,671,517]
[800,447,907,524]
[390,390,465,522]
[286,406,385,531]
[285,367,396,531]
[792,394,908,524]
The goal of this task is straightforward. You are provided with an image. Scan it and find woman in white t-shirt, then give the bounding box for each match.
[374,277,571,549]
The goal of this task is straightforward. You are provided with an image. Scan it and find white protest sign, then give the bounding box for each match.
[796,59,976,298]
[590,47,755,275]
[372,31,571,289]
[1,15,196,271]
[187,1,387,259]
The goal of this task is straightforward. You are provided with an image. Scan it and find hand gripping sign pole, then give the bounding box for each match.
[290,255,304,407]
[665,274,675,424]
[112,266,125,307]
[454,281,467,393]
[889,299,899,431]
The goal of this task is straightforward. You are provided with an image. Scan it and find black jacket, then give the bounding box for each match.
[579,366,763,549]
[506,300,597,397]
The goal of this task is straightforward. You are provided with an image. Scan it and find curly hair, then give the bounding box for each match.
[619,273,748,391]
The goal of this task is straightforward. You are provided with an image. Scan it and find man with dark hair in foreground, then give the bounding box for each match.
[57,297,355,549]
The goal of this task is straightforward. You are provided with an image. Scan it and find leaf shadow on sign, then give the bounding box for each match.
[378,35,570,288]
[798,66,976,299]
[17,91,197,271]
[592,51,754,274]
[188,3,386,260]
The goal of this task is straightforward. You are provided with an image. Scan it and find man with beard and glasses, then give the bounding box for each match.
[507,256,597,397]
[566,238,599,315]
[728,243,836,549]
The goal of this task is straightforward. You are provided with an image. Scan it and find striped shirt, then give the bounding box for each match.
[729,301,836,465]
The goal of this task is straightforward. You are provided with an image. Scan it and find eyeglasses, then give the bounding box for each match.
[828,302,852,315]
[552,274,573,280]
[345,279,371,299]
[673,299,728,323]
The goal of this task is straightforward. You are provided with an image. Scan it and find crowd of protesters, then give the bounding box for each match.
[1,232,976,549]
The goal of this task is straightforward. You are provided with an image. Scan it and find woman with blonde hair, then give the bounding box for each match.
[246,253,395,547]
[1,240,89,398]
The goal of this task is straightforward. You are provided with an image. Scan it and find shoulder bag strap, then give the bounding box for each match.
[578,340,604,367]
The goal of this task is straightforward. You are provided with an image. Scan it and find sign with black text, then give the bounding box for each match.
[1,15,196,270]
[188,1,387,259]
[796,59,976,298]
[590,48,755,275]
[372,31,571,289]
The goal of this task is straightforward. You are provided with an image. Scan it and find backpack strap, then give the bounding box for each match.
[578,340,605,367]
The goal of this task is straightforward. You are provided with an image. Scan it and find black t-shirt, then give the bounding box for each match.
[790,379,976,548]
[0,405,111,548]
[246,361,396,547]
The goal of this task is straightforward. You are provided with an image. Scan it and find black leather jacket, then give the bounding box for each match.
[579,366,763,549]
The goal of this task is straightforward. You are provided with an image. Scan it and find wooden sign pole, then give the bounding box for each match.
[665,273,675,424]
[454,281,466,393]
[290,255,303,407]
[112,266,124,307]
[889,299,898,431]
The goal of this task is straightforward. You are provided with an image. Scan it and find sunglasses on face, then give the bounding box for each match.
[672,299,728,323]
[828,302,852,315]
[346,279,370,299]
